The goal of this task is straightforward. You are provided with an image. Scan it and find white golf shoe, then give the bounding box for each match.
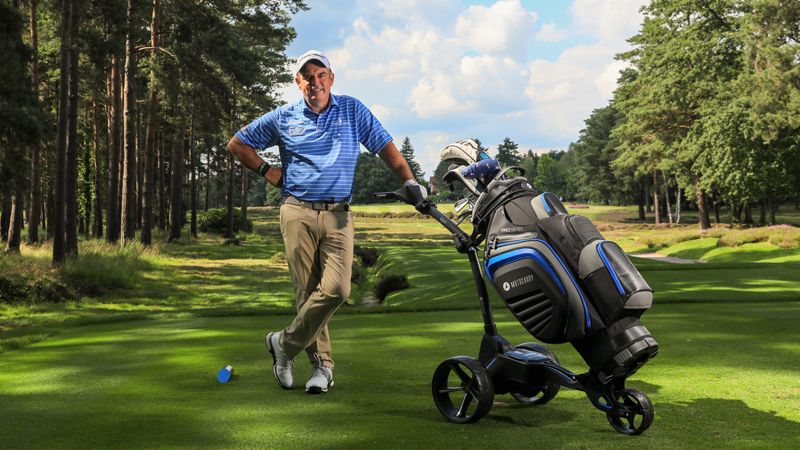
[305,355,333,394]
[266,332,294,389]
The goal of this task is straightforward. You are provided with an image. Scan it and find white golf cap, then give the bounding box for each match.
[294,50,331,74]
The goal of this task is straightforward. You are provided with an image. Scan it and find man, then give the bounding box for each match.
[227,50,423,394]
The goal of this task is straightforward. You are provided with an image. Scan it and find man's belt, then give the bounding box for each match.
[283,196,350,212]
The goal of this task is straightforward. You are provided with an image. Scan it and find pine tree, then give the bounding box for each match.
[399,137,424,180]
[495,137,520,167]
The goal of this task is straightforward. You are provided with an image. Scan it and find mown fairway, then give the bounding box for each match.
[1,205,799,448]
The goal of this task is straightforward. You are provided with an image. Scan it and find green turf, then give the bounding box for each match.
[2,206,800,447]
[1,303,798,449]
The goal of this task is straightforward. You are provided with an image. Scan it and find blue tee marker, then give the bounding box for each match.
[217,365,234,383]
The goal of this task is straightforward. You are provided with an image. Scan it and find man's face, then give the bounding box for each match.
[296,62,334,108]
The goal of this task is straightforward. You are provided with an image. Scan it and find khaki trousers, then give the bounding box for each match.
[278,203,353,370]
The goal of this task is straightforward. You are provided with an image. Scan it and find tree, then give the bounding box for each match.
[495,137,520,167]
[352,152,396,203]
[120,0,137,244]
[189,113,198,238]
[167,94,184,243]
[614,0,743,228]
[570,104,622,204]
[518,150,538,186]
[53,0,78,262]
[64,0,83,255]
[107,50,122,243]
[3,0,307,258]
[1,3,42,252]
[27,0,42,245]
[141,0,159,246]
[534,152,567,197]
[399,137,424,181]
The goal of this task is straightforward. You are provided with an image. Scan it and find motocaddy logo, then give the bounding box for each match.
[502,274,536,292]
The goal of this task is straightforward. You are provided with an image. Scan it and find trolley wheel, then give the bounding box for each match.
[510,342,561,406]
[431,356,494,423]
[605,389,654,435]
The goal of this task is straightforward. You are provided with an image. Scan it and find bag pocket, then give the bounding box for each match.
[485,238,601,343]
[538,214,604,270]
[578,240,653,323]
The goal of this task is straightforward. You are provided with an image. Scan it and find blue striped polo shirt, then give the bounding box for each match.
[236,94,392,202]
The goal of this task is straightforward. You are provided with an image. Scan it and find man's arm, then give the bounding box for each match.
[378,141,414,183]
[227,135,283,187]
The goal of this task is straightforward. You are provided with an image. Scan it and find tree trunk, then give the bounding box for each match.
[714,198,720,225]
[663,172,673,225]
[136,121,142,230]
[226,152,235,238]
[81,133,91,239]
[141,0,159,246]
[120,0,137,244]
[675,183,681,224]
[652,170,661,225]
[204,147,210,211]
[106,53,121,243]
[28,0,41,244]
[696,178,710,231]
[744,205,754,225]
[5,192,23,253]
[240,166,248,233]
[637,179,646,221]
[157,132,166,230]
[226,96,236,239]
[769,195,776,225]
[53,0,73,263]
[168,98,184,242]
[92,100,103,238]
[64,0,82,256]
[1,197,11,239]
[189,111,198,238]
[46,184,53,239]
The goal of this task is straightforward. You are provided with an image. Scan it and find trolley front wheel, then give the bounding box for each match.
[431,356,494,424]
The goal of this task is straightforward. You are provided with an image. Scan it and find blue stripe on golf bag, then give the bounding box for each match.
[485,247,566,296]
[484,239,596,343]
[596,241,625,296]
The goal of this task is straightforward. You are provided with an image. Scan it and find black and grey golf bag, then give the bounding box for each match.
[475,177,659,382]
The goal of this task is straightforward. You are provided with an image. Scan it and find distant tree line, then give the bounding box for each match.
[0,0,307,262]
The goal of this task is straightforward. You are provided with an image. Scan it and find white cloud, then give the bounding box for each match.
[283,0,646,175]
[372,0,461,27]
[535,23,568,43]
[454,0,538,57]
[526,43,626,138]
[571,0,647,43]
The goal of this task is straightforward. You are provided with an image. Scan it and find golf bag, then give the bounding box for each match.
[478,180,659,382]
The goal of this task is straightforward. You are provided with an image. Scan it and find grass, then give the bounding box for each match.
[1,205,799,447]
[0,303,798,448]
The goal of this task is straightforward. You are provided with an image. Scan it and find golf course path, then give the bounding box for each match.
[632,252,704,264]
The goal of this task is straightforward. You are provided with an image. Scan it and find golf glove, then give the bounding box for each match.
[404,179,428,199]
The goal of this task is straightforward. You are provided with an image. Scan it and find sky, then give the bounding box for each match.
[279,0,649,177]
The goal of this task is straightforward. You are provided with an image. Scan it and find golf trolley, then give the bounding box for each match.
[375,144,658,435]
